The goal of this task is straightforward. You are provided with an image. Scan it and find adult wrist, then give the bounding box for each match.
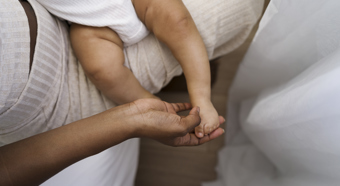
[93,104,140,146]
[113,102,145,139]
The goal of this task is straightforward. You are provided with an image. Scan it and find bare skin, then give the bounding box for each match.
[70,0,220,138]
[0,99,225,186]
[70,25,157,104]
[0,4,224,185]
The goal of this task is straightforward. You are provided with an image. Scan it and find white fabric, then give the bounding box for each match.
[0,1,139,185]
[0,0,70,138]
[0,0,263,185]
[125,0,265,94]
[42,139,139,186]
[35,0,149,46]
[204,0,340,186]
[0,0,30,124]
[36,0,264,94]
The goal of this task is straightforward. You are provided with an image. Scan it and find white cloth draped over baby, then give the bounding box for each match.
[204,0,340,186]
[0,0,263,185]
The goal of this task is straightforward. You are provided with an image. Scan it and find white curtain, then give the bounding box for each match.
[204,0,340,186]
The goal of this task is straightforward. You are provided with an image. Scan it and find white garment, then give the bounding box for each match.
[0,0,263,185]
[204,0,340,186]
[35,0,149,46]
[0,0,30,121]
[0,1,139,185]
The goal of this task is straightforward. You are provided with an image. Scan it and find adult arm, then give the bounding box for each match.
[0,99,224,186]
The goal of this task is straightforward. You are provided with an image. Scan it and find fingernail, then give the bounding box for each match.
[222,129,225,133]
[197,107,200,113]
[223,118,226,122]
[198,132,203,137]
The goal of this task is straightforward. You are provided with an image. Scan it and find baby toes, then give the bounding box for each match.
[203,124,213,135]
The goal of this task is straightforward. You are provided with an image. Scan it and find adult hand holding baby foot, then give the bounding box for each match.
[192,100,224,138]
[130,99,224,146]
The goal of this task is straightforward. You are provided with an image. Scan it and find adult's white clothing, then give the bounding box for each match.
[1,1,139,185]
[0,0,263,185]
[35,0,149,46]
[204,0,340,186]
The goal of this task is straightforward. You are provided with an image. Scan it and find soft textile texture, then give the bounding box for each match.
[0,0,263,149]
[37,0,265,94]
[204,1,340,186]
[35,0,149,46]
[0,1,139,185]
[0,0,70,137]
[0,0,263,185]
[0,0,30,127]
[36,0,264,94]
[125,0,265,94]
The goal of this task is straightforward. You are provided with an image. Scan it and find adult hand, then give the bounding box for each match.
[129,99,225,146]
[0,99,225,186]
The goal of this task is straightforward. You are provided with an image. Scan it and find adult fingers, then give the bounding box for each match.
[174,127,225,147]
[168,102,192,113]
[179,107,201,133]
[219,116,225,124]
[198,128,225,144]
[195,125,205,138]
[178,133,200,146]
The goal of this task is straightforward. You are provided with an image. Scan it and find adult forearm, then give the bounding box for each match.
[0,99,223,186]
[0,104,134,186]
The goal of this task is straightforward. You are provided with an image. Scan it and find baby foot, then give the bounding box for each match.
[194,102,219,138]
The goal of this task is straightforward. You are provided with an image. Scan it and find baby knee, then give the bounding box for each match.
[85,64,123,85]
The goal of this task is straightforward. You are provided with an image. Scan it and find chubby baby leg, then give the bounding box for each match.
[70,24,156,105]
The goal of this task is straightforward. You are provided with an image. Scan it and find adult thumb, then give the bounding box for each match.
[180,107,201,132]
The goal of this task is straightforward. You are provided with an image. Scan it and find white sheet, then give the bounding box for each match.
[204,0,340,186]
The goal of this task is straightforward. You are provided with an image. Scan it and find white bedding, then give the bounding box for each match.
[204,0,340,186]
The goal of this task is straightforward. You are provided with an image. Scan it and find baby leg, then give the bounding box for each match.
[70,24,156,105]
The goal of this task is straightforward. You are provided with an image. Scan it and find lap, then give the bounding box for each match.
[42,138,140,186]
